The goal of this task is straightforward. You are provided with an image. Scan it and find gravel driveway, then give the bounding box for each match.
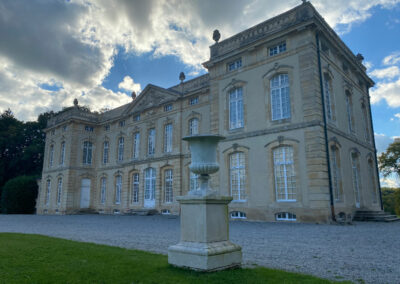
[1,214,399,283]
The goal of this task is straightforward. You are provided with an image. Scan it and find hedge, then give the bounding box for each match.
[0,176,38,214]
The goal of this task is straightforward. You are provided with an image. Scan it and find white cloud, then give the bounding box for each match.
[383,51,400,65]
[380,176,400,188]
[118,76,142,94]
[370,77,400,107]
[1,0,400,121]
[370,66,400,79]
[374,133,397,153]
[395,113,400,119]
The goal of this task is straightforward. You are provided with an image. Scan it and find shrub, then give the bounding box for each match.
[0,176,38,214]
[381,187,400,215]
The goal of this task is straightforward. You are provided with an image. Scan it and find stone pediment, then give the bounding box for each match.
[123,85,180,115]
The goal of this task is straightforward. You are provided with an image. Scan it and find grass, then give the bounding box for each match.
[0,233,350,284]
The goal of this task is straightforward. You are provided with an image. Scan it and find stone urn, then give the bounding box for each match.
[168,134,242,271]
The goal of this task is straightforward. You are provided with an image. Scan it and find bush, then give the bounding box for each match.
[0,176,38,214]
[381,187,400,216]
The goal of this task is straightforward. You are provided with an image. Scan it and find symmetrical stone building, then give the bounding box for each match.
[36,2,382,223]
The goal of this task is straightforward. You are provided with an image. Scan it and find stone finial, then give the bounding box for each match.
[131,91,136,100]
[213,29,221,43]
[356,53,364,64]
[73,98,78,106]
[179,72,186,83]
[302,0,307,4]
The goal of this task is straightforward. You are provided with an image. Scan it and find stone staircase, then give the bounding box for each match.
[353,210,400,222]
[125,209,158,216]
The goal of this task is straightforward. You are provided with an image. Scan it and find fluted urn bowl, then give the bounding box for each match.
[183,134,225,175]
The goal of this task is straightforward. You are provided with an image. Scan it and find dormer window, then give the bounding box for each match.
[164,104,173,112]
[269,41,286,56]
[228,58,242,72]
[84,126,94,132]
[189,97,199,105]
[119,120,125,127]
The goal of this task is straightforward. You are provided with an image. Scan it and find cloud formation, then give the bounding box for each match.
[0,0,399,121]
[118,76,142,94]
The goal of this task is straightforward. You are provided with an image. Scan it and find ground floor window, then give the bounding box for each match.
[115,175,122,204]
[100,177,106,204]
[132,173,139,204]
[275,212,296,221]
[164,169,173,203]
[230,211,247,219]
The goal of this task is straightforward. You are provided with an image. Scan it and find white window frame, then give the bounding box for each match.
[60,142,65,165]
[45,180,51,205]
[273,146,296,202]
[189,118,199,135]
[275,212,296,221]
[56,178,62,205]
[346,93,354,133]
[100,177,106,204]
[270,74,290,121]
[189,97,199,105]
[362,105,370,142]
[82,141,93,165]
[351,153,361,206]
[115,175,122,204]
[323,75,333,121]
[118,137,124,161]
[132,173,139,204]
[164,169,173,203]
[148,129,155,156]
[164,104,173,112]
[145,168,156,201]
[103,141,109,164]
[164,124,173,153]
[229,87,244,130]
[230,152,246,202]
[269,42,286,56]
[228,58,242,71]
[331,146,341,202]
[230,211,247,219]
[133,132,140,159]
[49,145,54,168]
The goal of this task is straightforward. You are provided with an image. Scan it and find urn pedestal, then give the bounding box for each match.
[168,135,242,271]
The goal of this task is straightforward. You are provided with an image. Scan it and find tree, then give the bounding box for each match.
[378,140,400,178]
[0,176,38,214]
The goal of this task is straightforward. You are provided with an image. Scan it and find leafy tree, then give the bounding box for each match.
[1,176,38,214]
[381,187,400,216]
[379,140,400,178]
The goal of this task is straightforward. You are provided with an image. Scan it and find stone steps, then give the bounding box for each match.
[125,209,158,216]
[353,210,400,222]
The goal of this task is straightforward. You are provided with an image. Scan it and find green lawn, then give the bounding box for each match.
[0,233,349,284]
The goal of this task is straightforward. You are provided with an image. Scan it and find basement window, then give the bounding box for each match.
[161,209,171,215]
[230,211,247,219]
[275,212,296,221]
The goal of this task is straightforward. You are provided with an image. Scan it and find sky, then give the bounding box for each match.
[0,0,399,186]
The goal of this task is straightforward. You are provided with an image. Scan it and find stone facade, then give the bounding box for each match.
[36,2,381,223]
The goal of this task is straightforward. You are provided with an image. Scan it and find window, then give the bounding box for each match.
[189,97,199,105]
[164,169,173,203]
[49,145,54,168]
[45,180,51,205]
[230,152,246,201]
[270,74,290,120]
[51,130,55,135]
[230,211,247,219]
[132,173,139,203]
[161,209,171,215]
[164,104,173,112]
[119,120,125,127]
[115,175,122,204]
[362,104,370,142]
[100,177,106,204]
[189,118,199,135]
[62,125,67,132]
[190,172,199,191]
[229,87,244,129]
[133,132,140,159]
[85,126,94,132]
[118,137,124,161]
[345,91,354,133]
[273,146,296,201]
[133,114,141,121]
[103,141,109,164]
[145,168,156,201]
[368,159,378,203]
[82,141,93,165]
[323,74,333,121]
[164,124,173,153]
[57,178,63,205]
[351,153,361,207]
[104,125,110,131]
[269,42,286,56]
[330,146,342,202]
[275,212,296,221]
[228,58,242,71]
[148,128,155,155]
[60,142,65,165]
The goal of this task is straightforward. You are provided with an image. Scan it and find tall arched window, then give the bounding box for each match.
[164,124,173,153]
[164,169,173,203]
[60,142,65,165]
[345,91,354,133]
[115,175,122,204]
[273,146,296,201]
[103,141,109,164]
[148,129,155,156]
[100,177,107,204]
[270,74,290,120]
[229,87,244,129]
[351,152,361,208]
[230,152,246,201]
[132,173,139,203]
[368,158,378,203]
[57,177,63,205]
[362,104,370,142]
[189,118,199,135]
[145,168,156,204]
[330,145,342,202]
[118,137,124,161]
[49,145,54,168]
[323,74,333,121]
[133,132,140,159]
[82,141,93,164]
[45,179,51,205]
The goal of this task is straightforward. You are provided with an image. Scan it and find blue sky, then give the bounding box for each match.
[0,0,399,186]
